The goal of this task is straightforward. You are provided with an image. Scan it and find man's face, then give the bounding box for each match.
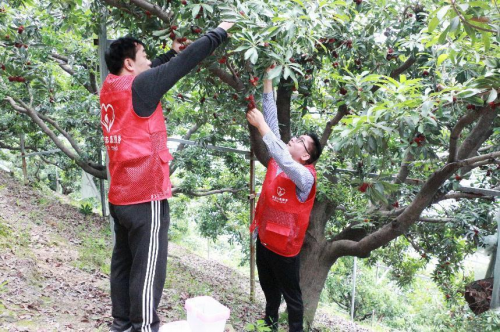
[287,135,314,164]
[129,44,152,76]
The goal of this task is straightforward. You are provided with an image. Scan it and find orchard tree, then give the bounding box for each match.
[1,0,499,328]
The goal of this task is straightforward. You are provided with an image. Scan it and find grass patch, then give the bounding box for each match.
[73,227,112,274]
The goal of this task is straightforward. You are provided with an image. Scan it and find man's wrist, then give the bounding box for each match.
[258,123,271,137]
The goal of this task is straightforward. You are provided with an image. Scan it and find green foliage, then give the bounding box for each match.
[1,0,499,328]
[245,320,272,332]
[79,201,93,215]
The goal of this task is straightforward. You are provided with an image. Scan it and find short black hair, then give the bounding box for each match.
[305,132,323,164]
[104,37,145,75]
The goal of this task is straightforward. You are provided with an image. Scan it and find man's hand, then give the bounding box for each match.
[246,108,270,137]
[218,21,235,31]
[172,38,183,53]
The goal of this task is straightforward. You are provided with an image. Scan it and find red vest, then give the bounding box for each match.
[100,74,173,205]
[250,158,316,257]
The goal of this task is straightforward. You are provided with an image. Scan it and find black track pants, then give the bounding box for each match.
[109,199,170,332]
[256,237,304,332]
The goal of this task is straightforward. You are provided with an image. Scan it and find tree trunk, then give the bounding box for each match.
[299,199,338,327]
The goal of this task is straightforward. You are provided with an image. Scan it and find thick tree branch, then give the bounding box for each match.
[320,104,348,147]
[101,0,143,19]
[129,0,173,23]
[451,0,497,34]
[5,97,106,179]
[277,79,293,142]
[448,109,483,163]
[248,124,270,167]
[207,65,245,92]
[395,149,414,184]
[371,56,417,94]
[50,54,96,94]
[437,192,495,202]
[456,106,497,166]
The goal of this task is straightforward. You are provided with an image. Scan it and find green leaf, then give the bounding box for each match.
[267,65,283,80]
[201,4,213,14]
[463,23,477,43]
[152,29,169,37]
[484,58,499,69]
[428,16,439,33]
[486,89,498,103]
[284,67,291,80]
[482,33,490,51]
[438,26,449,44]
[244,48,258,64]
[449,16,460,33]
[437,54,449,66]
[191,5,202,19]
[232,45,250,53]
[436,6,450,21]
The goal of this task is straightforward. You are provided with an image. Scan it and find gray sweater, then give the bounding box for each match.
[262,92,314,202]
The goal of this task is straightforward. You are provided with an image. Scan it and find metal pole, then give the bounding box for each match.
[249,148,256,302]
[350,257,357,321]
[98,6,115,244]
[20,134,28,183]
[98,149,106,218]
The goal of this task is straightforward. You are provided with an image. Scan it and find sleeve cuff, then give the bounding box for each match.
[213,27,228,40]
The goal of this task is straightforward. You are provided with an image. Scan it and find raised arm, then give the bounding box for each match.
[132,22,234,117]
[247,108,314,197]
[262,67,280,139]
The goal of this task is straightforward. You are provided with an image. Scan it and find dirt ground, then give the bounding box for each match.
[0,170,371,332]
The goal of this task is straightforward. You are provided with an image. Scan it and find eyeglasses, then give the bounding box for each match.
[294,136,310,155]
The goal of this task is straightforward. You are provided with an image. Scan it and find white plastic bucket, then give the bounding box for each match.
[185,296,230,332]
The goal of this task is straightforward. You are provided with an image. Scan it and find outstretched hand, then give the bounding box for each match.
[246,108,270,137]
[218,22,235,31]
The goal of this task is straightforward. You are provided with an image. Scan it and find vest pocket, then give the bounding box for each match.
[262,221,291,253]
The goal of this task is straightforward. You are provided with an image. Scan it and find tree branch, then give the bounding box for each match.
[171,187,245,197]
[451,0,497,34]
[320,104,348,147]
[456,106,497,166]
[207,64,245,92]
[448,109,483,163]
[418,217,455,223]
[4,97,106,179]
[395,149,414,184]
[437,192,495,201]
[101,0,143,20]
[371,56,417,94]
[170,122,203,176]
[129,0,173,23]
[50,54,96,94]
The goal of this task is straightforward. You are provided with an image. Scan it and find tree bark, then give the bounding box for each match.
[300,199,338,326]
[276,79,293,142]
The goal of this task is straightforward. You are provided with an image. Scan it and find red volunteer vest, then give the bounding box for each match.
[250,158,316,257]
[100,74,173,205]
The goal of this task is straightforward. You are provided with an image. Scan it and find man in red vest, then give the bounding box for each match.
[246,69,323,332]
[100,22,234,332]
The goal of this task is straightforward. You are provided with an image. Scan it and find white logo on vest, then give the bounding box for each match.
[272,187,288,204]
[101,103,115,133]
